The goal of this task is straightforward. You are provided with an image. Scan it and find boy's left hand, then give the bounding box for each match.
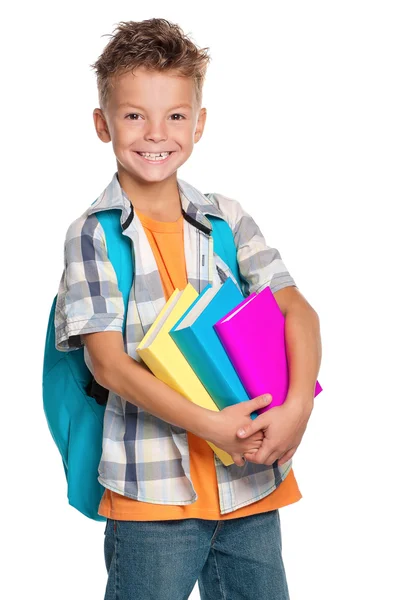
[237,395,313,466]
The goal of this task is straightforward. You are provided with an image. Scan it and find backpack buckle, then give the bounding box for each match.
[85,377,109,406]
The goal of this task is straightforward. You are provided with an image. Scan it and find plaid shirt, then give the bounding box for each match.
[55,172,297,514]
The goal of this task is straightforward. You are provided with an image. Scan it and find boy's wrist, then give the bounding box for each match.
[192,409,220,442]
[283,392,314,418]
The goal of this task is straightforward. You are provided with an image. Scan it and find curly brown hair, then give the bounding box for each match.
[90,18,211,111]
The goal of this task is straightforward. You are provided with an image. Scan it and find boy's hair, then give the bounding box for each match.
[90,18,211,112]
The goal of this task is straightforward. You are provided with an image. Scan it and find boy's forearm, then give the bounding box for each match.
[97,353,217,439]
[283,303,322,412]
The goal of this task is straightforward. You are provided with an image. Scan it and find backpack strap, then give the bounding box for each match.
[207,216,243,291]
[96,210,134,331]
[203,196,245,295]
[85,210,134,405]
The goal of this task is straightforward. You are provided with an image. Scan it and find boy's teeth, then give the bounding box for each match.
[139,151,170,159]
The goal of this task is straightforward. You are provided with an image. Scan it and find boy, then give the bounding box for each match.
[55,17,321,600]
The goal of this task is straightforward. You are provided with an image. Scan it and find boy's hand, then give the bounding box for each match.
[236,394,313,466]
[204,395,273,466]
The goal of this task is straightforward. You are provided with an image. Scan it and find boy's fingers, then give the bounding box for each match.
[237,395,271,438]
[232,452,246,467]
[245,448,258,456]
[237,418,261,438]
[244,445,275,465]
[243,394,272,418]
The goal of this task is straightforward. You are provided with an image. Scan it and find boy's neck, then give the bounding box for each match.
[117,167,182,222]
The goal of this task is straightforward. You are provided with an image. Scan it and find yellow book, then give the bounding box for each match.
[137,283,233,466]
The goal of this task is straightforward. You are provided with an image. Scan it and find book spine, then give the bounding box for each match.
[170,326,219,398]
[172,327,247,411]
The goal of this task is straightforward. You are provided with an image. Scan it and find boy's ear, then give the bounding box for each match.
[93,108,111,143]
[194,107,207,142]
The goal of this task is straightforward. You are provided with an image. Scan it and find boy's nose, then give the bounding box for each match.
[144,121,168,143]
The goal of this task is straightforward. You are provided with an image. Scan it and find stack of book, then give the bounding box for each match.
[137,277,322,466]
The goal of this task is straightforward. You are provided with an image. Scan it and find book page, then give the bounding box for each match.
[176,283,221,329]
[221,293,256,322]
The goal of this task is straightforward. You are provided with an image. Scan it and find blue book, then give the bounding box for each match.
[169,277,258,418]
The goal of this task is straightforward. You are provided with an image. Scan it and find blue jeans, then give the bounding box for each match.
[103,509,290,599]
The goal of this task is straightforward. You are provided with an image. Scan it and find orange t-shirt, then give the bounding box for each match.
[98,209,302,521]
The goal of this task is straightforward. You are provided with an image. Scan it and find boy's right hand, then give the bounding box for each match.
[203,395,273,466]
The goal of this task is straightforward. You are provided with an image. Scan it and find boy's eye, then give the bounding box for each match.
[125,113,185,121]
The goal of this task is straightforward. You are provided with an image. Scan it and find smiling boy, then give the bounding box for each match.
[55,18,321,600]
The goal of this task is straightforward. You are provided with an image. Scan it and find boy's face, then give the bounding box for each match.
[93,67,207,184]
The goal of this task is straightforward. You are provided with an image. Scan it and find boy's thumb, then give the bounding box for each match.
[254,393,272,410]
[238,394,272,437]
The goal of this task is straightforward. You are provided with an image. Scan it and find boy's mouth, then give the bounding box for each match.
[135,151,174,163]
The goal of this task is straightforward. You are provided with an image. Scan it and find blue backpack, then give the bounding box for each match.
[43,207,244,522]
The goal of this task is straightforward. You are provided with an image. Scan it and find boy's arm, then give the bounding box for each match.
[237,295,321,466]
[82,330,269,463]
[82,329,215,438]
[275,285,321,411]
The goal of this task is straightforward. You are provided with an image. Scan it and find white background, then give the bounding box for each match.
[1,1,403,598]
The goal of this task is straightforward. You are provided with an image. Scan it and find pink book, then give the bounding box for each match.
[214,286,322,415]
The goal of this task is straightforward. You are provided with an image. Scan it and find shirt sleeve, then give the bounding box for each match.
[54,213,125,352]
[209,192,298,296]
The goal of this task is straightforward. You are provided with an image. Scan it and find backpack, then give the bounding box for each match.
[42,207,245,522]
